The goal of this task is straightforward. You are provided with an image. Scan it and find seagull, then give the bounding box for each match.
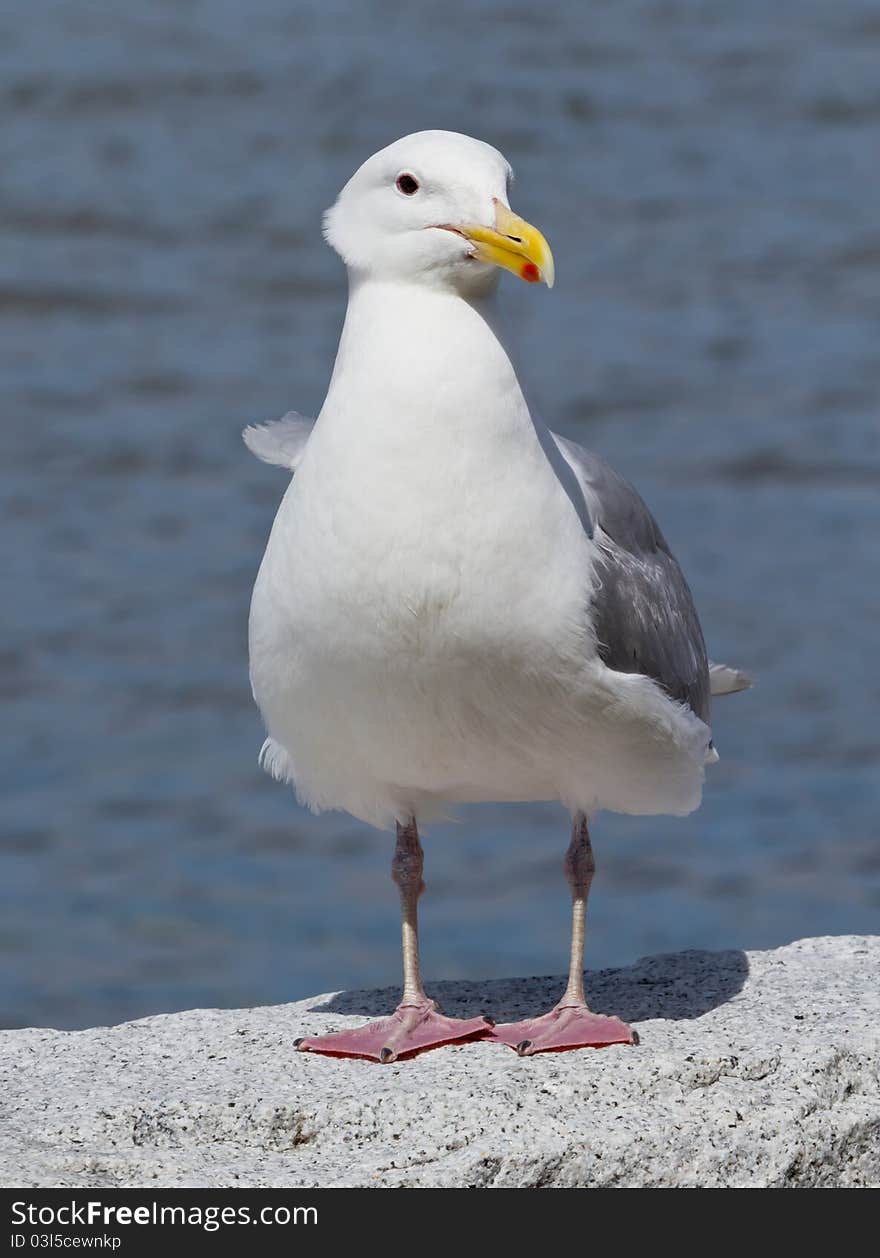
[246,131,750,1062]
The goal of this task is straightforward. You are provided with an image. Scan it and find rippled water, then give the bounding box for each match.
[2,0,878,1028]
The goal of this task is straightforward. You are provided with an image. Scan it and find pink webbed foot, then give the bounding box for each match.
[490,1003,636,1056]
[295,999,494,1063]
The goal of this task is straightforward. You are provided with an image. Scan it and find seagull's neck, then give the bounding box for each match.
[320,275,534,445]
[310,275,593,533]
[300,273,594,562]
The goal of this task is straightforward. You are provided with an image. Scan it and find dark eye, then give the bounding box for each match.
[395,173,419,196]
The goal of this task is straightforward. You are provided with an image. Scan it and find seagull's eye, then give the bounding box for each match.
[395,173,420,196]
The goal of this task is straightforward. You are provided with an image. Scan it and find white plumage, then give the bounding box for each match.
[245,131,750,1063]
[248,132,715,831]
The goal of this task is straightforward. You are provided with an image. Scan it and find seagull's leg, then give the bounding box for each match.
[490,813,636,1055]
[294,818,493,1063]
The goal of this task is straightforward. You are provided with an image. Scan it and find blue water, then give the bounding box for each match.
[1,0,878,1029]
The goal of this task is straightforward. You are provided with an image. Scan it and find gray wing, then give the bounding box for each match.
[554,433,711,724]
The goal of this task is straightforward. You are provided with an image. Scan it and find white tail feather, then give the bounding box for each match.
[709,661,753,696]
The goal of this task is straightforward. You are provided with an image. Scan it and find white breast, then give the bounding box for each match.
[249,282,599,825]
[249,280,709,829]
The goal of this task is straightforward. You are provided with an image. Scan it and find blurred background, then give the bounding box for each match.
[2,0,878,1029]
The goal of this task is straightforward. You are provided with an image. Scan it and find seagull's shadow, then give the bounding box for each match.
[309,947,749,1024]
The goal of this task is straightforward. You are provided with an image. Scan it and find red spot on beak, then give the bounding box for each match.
[521,262,540,283]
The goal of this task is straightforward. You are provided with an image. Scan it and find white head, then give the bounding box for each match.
[323,130,554,295]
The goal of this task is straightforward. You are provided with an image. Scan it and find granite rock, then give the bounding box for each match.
[2,936,877,1188]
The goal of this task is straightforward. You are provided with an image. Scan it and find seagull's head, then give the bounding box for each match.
[323,130,554,295]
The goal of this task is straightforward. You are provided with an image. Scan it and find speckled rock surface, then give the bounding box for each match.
[2,936,877,1188]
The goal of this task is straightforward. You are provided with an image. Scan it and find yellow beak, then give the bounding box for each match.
[456,198,555,289]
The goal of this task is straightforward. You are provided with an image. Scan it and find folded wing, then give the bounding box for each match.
[554,433,712,723]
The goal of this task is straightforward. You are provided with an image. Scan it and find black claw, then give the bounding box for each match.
[379,1046,394,1064]
[482,1014,496,1027]
[631,1030,640,1046]
[516,1039,532,1055]
[293,1038,305,1049]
